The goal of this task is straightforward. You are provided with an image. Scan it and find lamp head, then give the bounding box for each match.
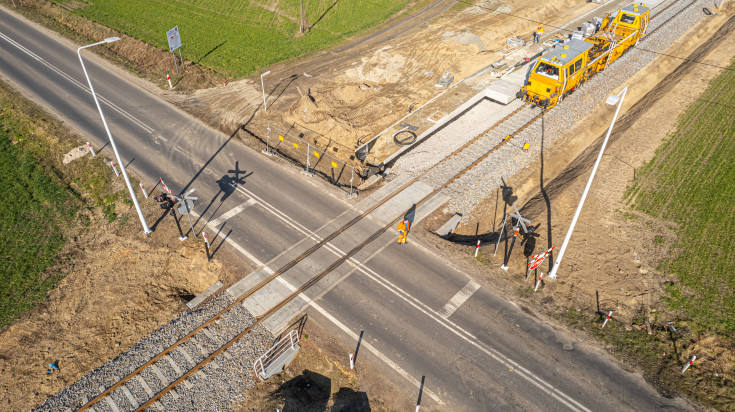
[104,37,121,43]
[605,94,621,106]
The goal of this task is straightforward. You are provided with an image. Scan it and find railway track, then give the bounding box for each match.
[55,2,701,410]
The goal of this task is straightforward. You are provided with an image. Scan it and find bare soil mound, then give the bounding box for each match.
[0,209,224,410]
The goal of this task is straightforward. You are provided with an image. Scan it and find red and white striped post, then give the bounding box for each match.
[160,177,172,195]
[681,355,696,373]
[349,353,354,369]
[601,311,613,328]
[167,74,173,89]
[534,272,544,292]
[202,230,211,259]
[139,182,149,199]
[86,141,96,157]
[474,239,481,257]
[110,161,120,176]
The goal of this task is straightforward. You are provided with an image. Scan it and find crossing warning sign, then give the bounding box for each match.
[166,26,182,52]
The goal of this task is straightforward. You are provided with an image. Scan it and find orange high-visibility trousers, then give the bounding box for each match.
[397,220,410,244]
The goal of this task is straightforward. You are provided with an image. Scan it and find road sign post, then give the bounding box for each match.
[166,26,183,74]
[171,208,187,241]
[174,188,198,238]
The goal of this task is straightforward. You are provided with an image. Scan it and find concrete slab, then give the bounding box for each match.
[186,281,223,310]
[484,79,519,104]
[242,279,288,317]
[368,181,434,225]
[227,267,273,300]
[416,192,449,223]
[436,213,463,237]
[356,172,413,212]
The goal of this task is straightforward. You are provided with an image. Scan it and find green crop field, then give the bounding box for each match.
[60,0,418,77]
[625,59,735,336]
[0,110,76,328]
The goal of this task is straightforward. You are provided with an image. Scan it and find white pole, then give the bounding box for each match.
[167,74,173,89]
[349,353,354,369]
[261,71,271,113]
[601,311,613,328]
[86,142,96,157]
[548,87,627,279]
[110,161,120,176]
[682,355,696,373]
[79,38,152,235]
[139,183,148,199]
[474,239,481,257]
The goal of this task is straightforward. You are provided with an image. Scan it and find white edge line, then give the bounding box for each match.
[189,184,588,411]
[273,276,445,405]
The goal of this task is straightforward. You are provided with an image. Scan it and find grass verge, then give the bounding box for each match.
[0,78,132,329]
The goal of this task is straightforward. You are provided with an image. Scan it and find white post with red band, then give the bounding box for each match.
[110,161,119,176]
[349,353,354,369]
[167,74,173,89]
[534,272,544,292]
[86,142,96,157]
[682,355,696,373]
[203,231,210,249]
[602,311,613,328]
[139,183,148,199]
[474,239,481,257]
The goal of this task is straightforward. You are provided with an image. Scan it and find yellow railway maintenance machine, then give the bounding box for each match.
[519,2,650,108]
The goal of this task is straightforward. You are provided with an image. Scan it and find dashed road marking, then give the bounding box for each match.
[438,280,481,318]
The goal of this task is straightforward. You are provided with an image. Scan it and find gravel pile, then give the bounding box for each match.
[390,0,710,218]
[34,294,274,412]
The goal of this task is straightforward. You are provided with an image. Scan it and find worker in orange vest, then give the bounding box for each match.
[397,219,410,244]
[534,26,543,43]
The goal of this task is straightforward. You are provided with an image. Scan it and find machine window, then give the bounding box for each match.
[536,62,559,80]
[574,59,582,72]
[620,13,635,24]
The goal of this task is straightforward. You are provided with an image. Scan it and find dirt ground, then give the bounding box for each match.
[0,188,238,410]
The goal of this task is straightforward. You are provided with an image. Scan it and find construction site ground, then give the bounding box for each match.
[1,0,734,410]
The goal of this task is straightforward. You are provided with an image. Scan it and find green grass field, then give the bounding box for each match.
[61,0,417,77]
[625,59,735,336]
[0,80,125,328]
[0,110,75,328]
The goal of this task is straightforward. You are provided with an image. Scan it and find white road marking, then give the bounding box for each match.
[195,183,588,411]
[207,198,256,228]
[273,275,445,405]
[0,31,155,134]
[438,280,481,318]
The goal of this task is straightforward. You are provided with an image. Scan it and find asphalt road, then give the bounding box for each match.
[0,5,690,411]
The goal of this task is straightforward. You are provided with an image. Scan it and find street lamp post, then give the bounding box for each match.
[78,37,152,235]
[548,86,628,279]
[260,70,271,113]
